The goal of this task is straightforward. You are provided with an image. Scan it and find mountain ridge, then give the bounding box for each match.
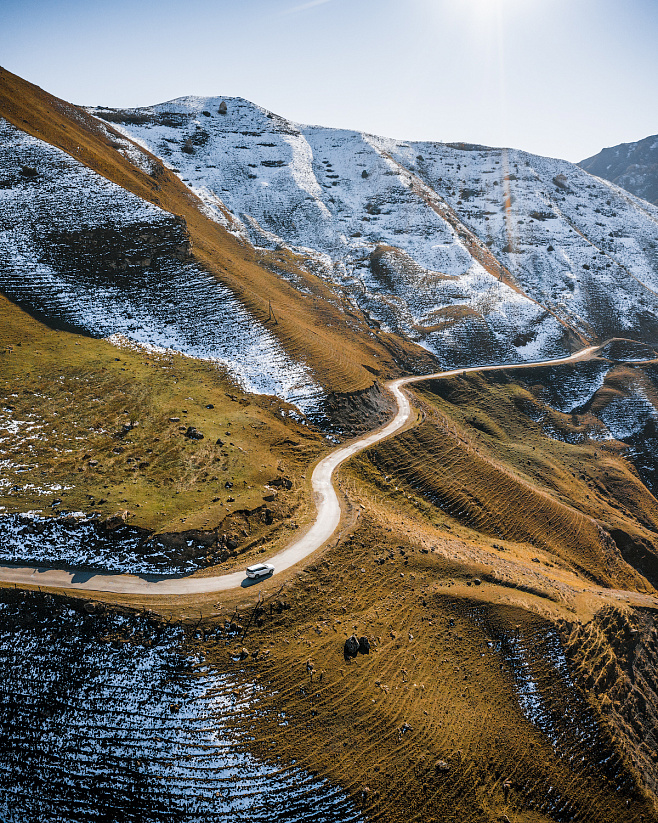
[580,133,658,207]
[0,66,421,406]
[92,93,658,369]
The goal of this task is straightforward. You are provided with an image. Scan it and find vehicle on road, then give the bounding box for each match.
[245,563,275,579]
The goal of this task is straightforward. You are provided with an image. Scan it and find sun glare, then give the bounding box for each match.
[420,0,536,27]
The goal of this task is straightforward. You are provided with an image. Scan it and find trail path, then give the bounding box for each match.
[0,346,603,595]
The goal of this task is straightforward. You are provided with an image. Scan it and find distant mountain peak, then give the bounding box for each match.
[580,134,658,206]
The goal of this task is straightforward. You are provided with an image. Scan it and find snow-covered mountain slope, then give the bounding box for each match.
[581,134,658,207]
[0,598,363,823]
[0,118,323,415]
[94,96,658,367]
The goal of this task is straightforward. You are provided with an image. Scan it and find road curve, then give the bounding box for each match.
[0,346,599,595]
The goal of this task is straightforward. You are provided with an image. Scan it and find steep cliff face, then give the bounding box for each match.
[581,134,658,207]
[94,96,658,366]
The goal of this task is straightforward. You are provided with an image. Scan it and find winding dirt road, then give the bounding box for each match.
[0,346,599,595]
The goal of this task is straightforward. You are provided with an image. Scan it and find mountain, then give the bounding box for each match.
[0,67,422,430]
[580,134,658,206]
[92,95,658,368]
[0,115,323,414]
[2,68,658,823]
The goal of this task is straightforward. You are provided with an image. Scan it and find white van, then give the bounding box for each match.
[245,563,275,579]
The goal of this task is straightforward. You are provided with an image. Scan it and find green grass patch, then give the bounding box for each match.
[0,296,324,536]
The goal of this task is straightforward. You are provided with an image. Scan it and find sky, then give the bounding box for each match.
[1,0,657,162]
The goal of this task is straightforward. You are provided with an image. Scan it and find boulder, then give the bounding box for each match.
[344,634,359,659]
[185,426,204,440]
[358,636,370,654]
[218,101,228,115]
[268,477,292,490]
[99,510,129,531]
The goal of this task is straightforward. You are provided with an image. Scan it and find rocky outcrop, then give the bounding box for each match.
[320,381,395,437]
[560,607,658,799]
[42,218,193,278]
[369,244,457,295]
[344,634,371,660]
[344,635,359,660]
[98,510,130,532]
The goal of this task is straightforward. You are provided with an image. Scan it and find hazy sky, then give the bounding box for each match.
[1,0,656,161]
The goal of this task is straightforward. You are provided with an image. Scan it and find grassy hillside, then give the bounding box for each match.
[365,367,658,593]
[0,294,328,569]
[178,361,657,822]
[15,353,654,820]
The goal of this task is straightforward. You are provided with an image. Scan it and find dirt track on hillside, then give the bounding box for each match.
[0,346,612,595]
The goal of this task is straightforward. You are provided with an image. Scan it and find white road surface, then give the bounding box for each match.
[0,346,599,595]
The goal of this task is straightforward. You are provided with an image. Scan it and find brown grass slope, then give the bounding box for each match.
[5,337,658,820]
[562,606,658,799]
[113,359,657,822]
[363,369,658,594]
[0,66,435,396]
[199,365,658,820]
[197,505,658,823]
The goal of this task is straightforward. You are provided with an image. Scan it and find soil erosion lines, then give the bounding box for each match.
[0,347,599,595]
